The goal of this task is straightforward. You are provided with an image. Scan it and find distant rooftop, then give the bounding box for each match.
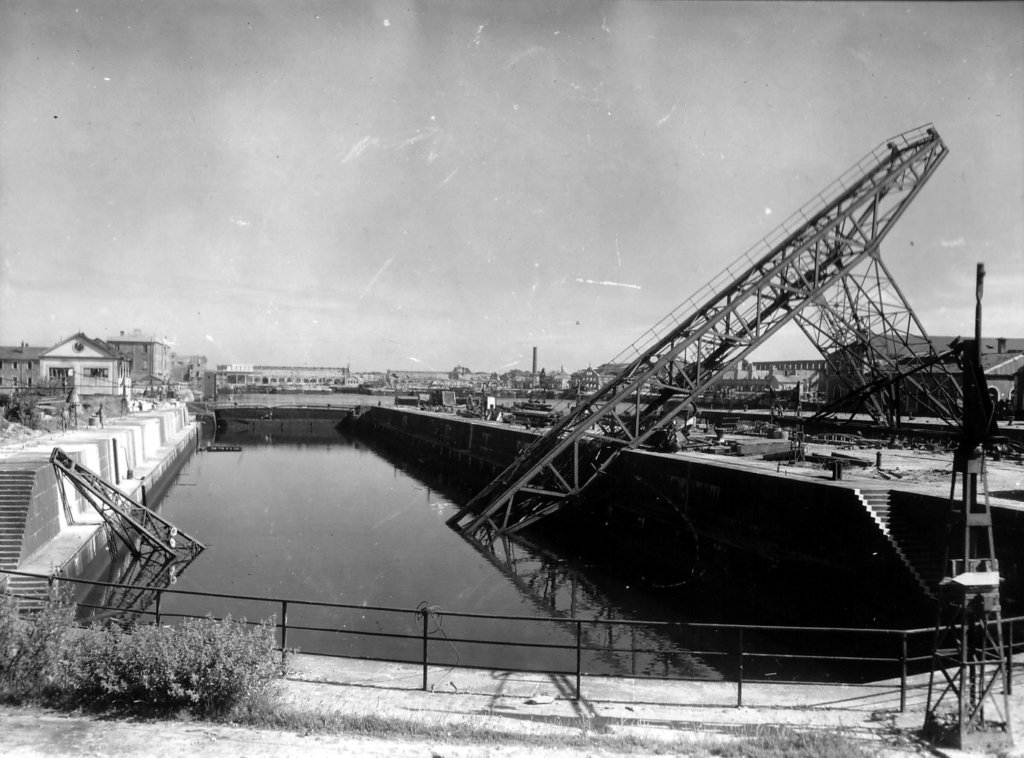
[0,344,47,360]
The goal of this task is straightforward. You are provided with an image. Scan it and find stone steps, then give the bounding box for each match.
[855,488,937,599]
[0,470,35,579]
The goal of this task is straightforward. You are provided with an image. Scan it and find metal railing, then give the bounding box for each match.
[3,567,1020,711]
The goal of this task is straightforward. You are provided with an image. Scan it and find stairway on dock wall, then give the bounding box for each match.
[0,469,50,608]
[854,488,944,599]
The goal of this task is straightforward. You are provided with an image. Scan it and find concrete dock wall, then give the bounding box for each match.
[356,405,1024,626]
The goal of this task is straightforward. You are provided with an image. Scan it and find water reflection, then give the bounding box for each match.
[75,532,202,626]
[462,529,722,679]
[354,431,724,679]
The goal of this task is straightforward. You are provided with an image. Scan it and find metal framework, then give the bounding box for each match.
[448,125,958,538]
[924,267,1012,750]
[51,447,203,566]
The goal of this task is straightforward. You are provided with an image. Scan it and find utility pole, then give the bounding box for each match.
[923,263,1013,751]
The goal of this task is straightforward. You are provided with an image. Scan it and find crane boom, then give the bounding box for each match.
[448,125,957,538]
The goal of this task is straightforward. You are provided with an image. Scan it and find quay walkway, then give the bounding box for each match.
[1,653,1022,757]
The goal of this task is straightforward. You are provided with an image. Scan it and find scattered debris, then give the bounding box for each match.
[524,695,555,705]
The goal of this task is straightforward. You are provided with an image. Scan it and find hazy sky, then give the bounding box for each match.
[1,1,1021,373]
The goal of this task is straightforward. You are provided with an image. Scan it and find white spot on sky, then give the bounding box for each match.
[941,237,966,248]
[764,207,772,216]
[231,217,250,227]
[383,19,390,27]
[103,77,110,82]
[657,102,678,127]
[474,24,485,46]
[439,168,459,187]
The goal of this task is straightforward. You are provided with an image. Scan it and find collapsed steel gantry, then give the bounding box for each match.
[448,125,961,539]
[51,447,203,617]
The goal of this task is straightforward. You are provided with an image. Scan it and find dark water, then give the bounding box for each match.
[152,424,719,679]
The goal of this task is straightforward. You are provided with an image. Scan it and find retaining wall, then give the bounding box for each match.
[356,405,1024,626]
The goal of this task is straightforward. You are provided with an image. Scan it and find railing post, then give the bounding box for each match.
[155,589,162,625]
[737,628,744,708]
[575,619,582,701]
[421,607,430,692]
[280,600,289,665]
[899,632,908,713]
[1008,619,1014,696]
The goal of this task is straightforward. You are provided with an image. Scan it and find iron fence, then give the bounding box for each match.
[2,567,1020,711]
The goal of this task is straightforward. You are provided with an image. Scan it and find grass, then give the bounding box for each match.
[232,694,871,756]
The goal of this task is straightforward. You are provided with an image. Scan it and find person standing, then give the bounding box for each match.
[60,404,69,432]
[98,405,105,428]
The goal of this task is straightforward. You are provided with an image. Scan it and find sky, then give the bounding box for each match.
[1,1,1022,374]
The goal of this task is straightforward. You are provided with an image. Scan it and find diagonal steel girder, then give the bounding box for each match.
[50,447,204,562]
[796,253,963,427]
[447,125,949,538]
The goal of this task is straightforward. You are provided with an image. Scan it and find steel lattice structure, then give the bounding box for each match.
[800,254,962,426]
[51,447,204,564]
[448,124,958,539]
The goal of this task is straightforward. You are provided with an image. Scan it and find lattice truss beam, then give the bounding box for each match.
[51,447,203,565]
[799,254,962,426]
[448,125,955,538]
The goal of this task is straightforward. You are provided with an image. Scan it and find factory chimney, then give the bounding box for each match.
[532,347,538,374]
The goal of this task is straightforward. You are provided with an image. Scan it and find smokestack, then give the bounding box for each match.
[532,347,538,374]
[997,337,1006,353]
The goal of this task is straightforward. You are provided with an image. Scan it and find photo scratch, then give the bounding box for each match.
[359,258,393,299]
[576,278,641,290]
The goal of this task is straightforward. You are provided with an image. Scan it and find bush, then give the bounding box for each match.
[0,590,76,702]
[0,393,42,428]
[59,616,280,718]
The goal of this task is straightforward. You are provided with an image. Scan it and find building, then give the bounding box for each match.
[106,330,172,387]
[542,367,572,392]
[37,333,131,396]
[822,334,1024,417]
[570,367,603,394]
[0,343,46,390]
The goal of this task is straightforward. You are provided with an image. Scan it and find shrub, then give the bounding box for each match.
[0,393,42,428]
[60,616,279,718]
[0,590,76,702]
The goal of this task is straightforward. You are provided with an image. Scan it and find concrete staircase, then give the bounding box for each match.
[0,469,49,609]
[855,488,942,599]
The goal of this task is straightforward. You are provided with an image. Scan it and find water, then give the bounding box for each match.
[153,416,715,678]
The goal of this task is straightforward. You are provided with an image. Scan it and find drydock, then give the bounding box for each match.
[357,404,1024,628]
